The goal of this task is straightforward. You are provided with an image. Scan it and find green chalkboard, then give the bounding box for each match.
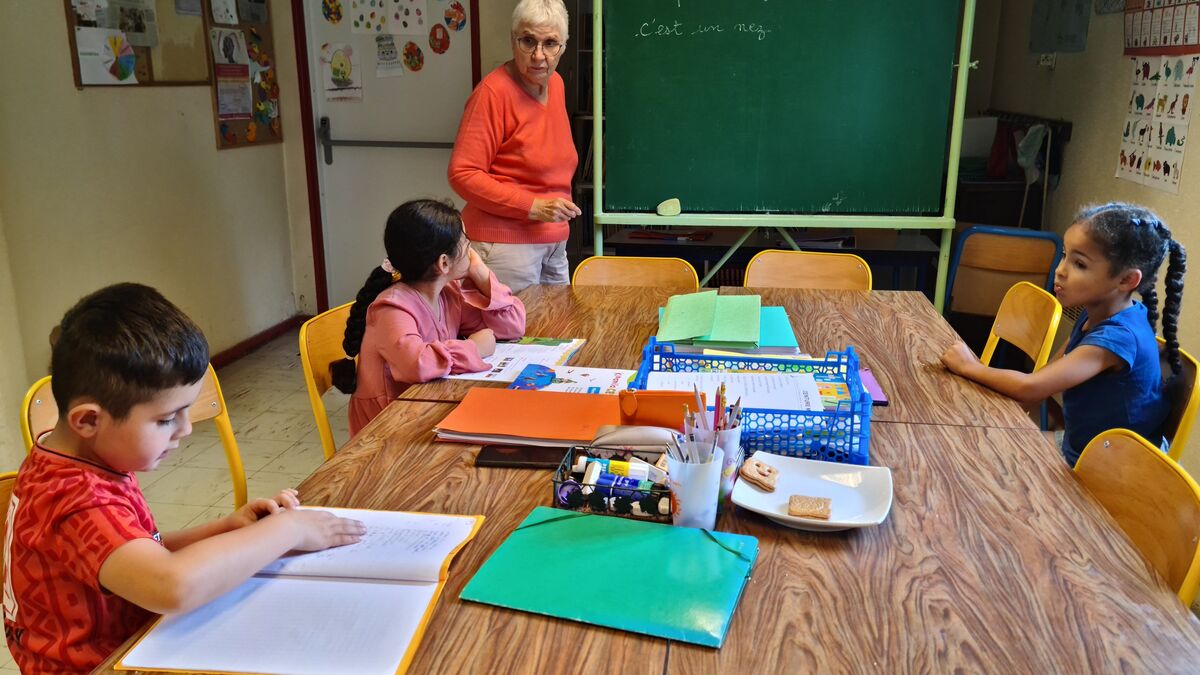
[602,0,960,215]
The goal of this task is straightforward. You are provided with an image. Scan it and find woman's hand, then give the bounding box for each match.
[529,198,582,223]
[226,489,300,530]
[468,328,496,358]
[940,342,981,376]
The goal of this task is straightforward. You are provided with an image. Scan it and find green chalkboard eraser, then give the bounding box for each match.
[656,198,681,216]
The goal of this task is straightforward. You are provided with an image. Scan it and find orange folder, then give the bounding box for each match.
[434,388,622,447]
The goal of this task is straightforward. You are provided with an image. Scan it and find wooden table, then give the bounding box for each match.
[99,400,1200,672]
[406,285,1039,431]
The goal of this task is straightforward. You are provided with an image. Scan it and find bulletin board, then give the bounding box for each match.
[202,0,283,149]
[64,0,211,87]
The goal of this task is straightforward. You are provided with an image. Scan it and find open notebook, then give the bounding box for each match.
[116,508,483,675]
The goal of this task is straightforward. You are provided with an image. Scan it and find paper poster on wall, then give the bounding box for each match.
[237,0,269,24]
[429,23,450,54]
[351,0,387,33]
[210,28,249,65]
[443,1,466,31]
[375,34,405,77]
[323,0,344,24]
[321,43,363,101]
[388,0,428,35]
[1117,55,1192,193]
[211,0,239,25]
[1030,0,1090,53]
[174,0,202,17]
[95,0,158,47]
[75,26,138,85]
[1124,0,1200,54]
[72,0,110,22]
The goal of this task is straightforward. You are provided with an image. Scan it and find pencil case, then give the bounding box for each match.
[617,389,704,430]
[591,424,678,457]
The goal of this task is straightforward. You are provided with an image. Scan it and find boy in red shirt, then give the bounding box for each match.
[2,283,366,673]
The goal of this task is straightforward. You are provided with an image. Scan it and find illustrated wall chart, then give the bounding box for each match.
[1117,55,1195,193]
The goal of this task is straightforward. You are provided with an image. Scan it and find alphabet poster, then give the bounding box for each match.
[1116,55,1195,193]
[1124,0,1200,54]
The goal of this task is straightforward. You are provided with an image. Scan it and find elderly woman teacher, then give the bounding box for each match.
[448,0,580,292]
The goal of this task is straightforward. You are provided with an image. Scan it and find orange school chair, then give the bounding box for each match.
[1074,428,1200,605]
[571,256,699,289]
[743,250,872,290]
[19,366,248,509]
[1159,338,1199,459]
[299,302,354,460]
[945,225,1063,317]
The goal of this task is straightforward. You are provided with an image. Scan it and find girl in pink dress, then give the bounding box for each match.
[331,199,527,436]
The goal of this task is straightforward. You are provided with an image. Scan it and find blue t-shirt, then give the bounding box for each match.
[1061,302,1169,466]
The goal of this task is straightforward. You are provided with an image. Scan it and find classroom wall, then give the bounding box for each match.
[0,212,29,467]
[480,0,521,72]
[991,2,1200,472]
[0,2,301,382]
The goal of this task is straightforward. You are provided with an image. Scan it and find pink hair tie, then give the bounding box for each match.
[381,258,401,282]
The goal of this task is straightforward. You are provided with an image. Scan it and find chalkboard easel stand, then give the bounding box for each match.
[591,0,978,310]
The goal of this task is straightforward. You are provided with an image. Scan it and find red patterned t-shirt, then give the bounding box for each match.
[3,445,160,673]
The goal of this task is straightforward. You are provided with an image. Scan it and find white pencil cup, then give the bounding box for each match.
[684,426,744,514]
[667,447,724,530]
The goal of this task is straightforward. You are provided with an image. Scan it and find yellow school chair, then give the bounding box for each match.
[980,281,1062,370]
[0,470,16,579]
[1159,338,1199,459]
[299,302,354,460]
[20,376,55,450]
[1074,428,1200,605]
[19,366,247,509]
[571,256,699,289]
[743,250,873,290]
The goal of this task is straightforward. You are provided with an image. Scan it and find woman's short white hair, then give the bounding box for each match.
[512,0,569,40]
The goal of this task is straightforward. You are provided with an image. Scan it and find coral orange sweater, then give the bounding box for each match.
[448,66,578,244]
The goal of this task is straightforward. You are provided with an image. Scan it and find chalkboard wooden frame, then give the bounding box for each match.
[590,0,979,310]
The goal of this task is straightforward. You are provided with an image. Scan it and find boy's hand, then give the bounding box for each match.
[465,247,492,292]
[227,488,301,529]
[286,509,366,551]
[940,342,980,375]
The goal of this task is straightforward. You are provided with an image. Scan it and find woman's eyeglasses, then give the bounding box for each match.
[515,36,564,56]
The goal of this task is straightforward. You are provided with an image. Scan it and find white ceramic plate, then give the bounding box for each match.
[731,451,894,532]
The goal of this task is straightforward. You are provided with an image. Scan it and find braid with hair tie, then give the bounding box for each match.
[1160,230,1187,379]
[1141,216,1162,330]
[329,266,397,394]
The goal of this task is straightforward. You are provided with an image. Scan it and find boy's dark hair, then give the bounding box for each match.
[1075,202,1188,378]
[51,283,210,419]
[331,199,465,394]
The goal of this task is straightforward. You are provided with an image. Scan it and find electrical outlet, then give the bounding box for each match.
[1038,53,1056,69]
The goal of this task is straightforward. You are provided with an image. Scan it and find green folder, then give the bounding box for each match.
[656,293,762,349]
[460,507,758,648]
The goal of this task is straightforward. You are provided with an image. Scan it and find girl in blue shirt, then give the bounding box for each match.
[941,203,1187,466]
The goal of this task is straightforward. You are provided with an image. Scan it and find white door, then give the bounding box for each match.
[302,0,477,306]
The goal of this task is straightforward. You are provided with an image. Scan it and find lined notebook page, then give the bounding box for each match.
[258,508,478,582]
[119,577,436,675]
[645,372,823,411]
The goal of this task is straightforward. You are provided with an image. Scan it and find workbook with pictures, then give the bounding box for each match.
[117,508,483,675]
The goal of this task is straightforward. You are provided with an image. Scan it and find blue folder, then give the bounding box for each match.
[460,507,758,648]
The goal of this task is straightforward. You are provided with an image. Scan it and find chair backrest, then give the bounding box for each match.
[20,376,55,450]
[980,281,1062,370]
[1074,428,1200,605]
[946,225,1063,316]
[571,256,699,289]
[299,302,354,460]
[743,250,872,290]
[0,470,17,583]
[1159,338,1199,458]
[18,366,247,508]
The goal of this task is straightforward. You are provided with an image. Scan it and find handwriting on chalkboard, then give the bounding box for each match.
[635,18,774,41]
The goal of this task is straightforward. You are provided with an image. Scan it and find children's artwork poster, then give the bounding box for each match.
[388,0,429,35]
[1030,0,1090,53]
[429,23,450,54]
[71,0,109,23]
[321,43,363,101]
[75,26,139,84]
[210,28,249,66]
[375,34,405,77]
[211,0,239,25]
[236,0,269,24]
[1117,55,1194,193]
[323,0,344,24]
[174,0,202,17]
[351,0,387,33]
[442,1,467,32]
[1125,0,1200,54]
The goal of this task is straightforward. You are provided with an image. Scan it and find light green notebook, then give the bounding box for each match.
[460,507,758,648]
[656,292,762,349]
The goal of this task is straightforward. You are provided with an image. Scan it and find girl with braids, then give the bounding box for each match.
[331,199,526,436]
[942,202,1187,466]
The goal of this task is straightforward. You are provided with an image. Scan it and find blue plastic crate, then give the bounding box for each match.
[631,339,872,465]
